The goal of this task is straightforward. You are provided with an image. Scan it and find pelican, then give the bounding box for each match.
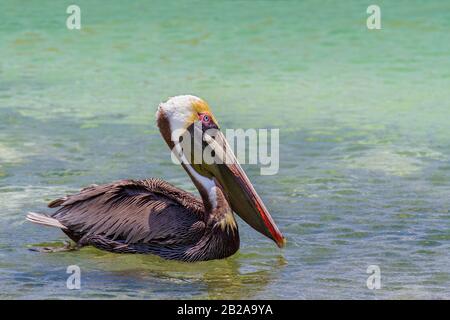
[26,95,285,261]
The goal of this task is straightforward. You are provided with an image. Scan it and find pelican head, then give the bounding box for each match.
[156,95,285,248]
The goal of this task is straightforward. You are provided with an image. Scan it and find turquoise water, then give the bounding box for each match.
[1,0,450,299]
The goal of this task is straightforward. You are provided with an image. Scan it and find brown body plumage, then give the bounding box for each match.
[38,179,239,261]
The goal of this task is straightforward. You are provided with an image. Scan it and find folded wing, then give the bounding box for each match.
[49,178,206,246]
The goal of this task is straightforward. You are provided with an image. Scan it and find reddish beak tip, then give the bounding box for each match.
[276,236,287,248]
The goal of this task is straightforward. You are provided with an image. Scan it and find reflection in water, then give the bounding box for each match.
[72,246,287,299]
[23,239,286,299]
[198,255,287,299]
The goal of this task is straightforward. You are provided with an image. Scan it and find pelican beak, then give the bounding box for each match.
[202,130,286,248]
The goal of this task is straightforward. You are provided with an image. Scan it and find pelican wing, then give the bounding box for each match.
[49,178,205,245]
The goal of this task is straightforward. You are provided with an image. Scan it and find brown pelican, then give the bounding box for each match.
[26,95,285,261]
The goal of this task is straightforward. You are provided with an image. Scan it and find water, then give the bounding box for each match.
[1,0,450,299]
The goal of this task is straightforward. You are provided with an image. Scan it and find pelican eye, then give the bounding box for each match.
[199,113,211,123]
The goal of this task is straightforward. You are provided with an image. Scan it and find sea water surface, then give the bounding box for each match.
[1,0,450,299]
